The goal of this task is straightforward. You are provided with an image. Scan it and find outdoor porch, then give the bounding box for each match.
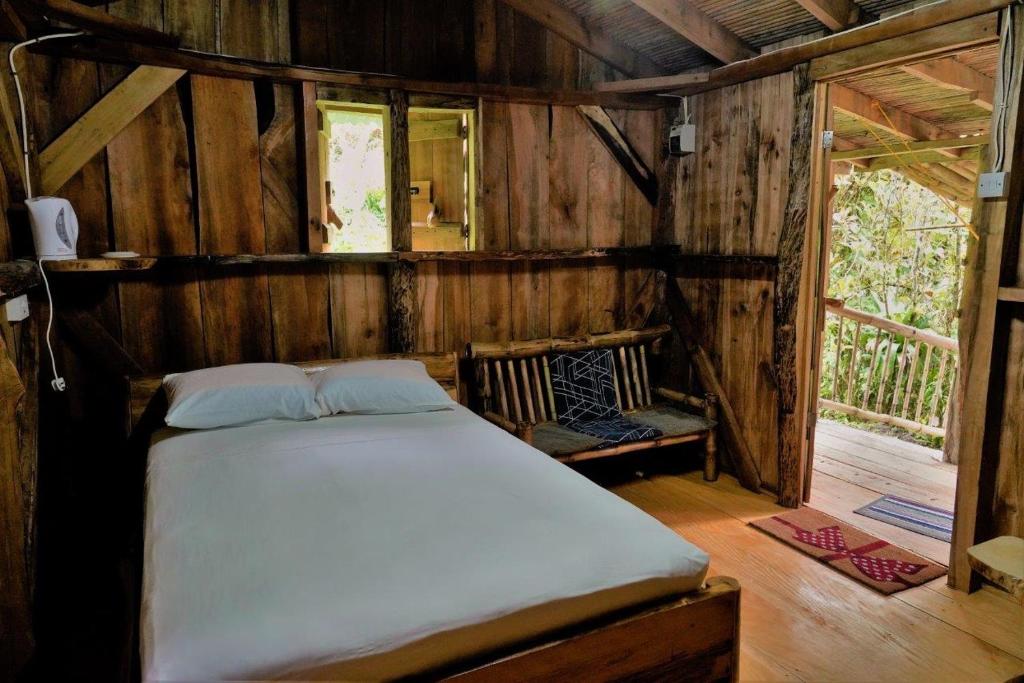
[810,419,956,565]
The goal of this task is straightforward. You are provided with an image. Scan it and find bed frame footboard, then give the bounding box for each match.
[444,576,741,682]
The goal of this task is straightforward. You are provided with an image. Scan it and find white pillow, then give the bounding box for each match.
[312,359,456,415]
[163,363,320,429]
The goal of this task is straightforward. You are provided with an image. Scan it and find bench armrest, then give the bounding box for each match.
[483,411,535,445]
[654,387,719,422]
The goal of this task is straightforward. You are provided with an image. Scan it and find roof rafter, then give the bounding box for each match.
[830,83,962,158]
[900,56,995,111]
[628,0,757,64]
[831,134,989,160]
[497,0,667,77]
[793,0,860,32]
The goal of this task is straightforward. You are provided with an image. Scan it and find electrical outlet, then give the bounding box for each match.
[978,172,1009,199]
[4,294,29,322]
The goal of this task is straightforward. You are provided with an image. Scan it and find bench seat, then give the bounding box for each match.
[468,327,720,478]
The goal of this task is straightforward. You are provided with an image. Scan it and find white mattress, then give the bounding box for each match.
[142,405,709,682]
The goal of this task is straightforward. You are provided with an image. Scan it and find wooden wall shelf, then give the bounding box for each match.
[41,246,697,272]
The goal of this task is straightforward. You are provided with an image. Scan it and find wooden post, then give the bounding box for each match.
[664,273,762,492]
[949,5,1024,592]
[774,63,817,508]
[387,89,416,353]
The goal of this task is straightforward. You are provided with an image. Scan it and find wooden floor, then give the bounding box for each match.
[608,468,1024,681]
[811,419,957,565]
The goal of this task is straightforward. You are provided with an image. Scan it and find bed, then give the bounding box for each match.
[128,353,740,682]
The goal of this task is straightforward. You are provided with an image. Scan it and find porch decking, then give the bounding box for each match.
[810,419,957,565]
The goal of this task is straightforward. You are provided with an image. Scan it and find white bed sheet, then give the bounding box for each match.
[142,405,709,682]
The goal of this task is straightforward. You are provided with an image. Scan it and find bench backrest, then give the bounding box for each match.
[468,326,671,426]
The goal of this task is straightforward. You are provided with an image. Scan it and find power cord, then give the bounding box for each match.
[8,31,84,392]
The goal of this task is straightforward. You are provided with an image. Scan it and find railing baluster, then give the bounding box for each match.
[832,316,844,400]
[845,321,862,405]
[900,341,921,418]
[889,338,911,415]
[928,350,949,425]
[914,345,934,424]
[875,334,896,414]
[861,331,883,409]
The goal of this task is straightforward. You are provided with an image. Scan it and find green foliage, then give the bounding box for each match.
[818,170,967,449]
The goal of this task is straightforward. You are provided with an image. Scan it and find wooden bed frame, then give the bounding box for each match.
[124,352,741,682]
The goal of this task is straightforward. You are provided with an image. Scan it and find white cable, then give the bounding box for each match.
[8,32,83,392]
[8,31,84,200]
[37,258,64,391]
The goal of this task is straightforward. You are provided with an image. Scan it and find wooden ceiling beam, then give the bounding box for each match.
[597,0,1007,93]
[831,134,989,160]
[497,0,667,77]
[34,38,666,109]
[865,147,981,171]
[793,0,860,32]
[830,83,961,158]
[900,57,995,111]
[628,0,756,64]
[8,0,179,46]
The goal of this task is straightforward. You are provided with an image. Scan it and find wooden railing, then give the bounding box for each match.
[819,299,958,439]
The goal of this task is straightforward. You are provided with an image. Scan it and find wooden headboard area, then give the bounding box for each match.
[125,353,462,437]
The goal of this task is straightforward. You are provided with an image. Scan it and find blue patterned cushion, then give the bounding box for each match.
[549,350,662,448]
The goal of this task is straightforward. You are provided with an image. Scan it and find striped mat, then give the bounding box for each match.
[854,495,954,542]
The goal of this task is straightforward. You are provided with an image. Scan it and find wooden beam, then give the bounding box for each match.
[831,83,961,158]
[831,134,989,160]
[0,260,38,301]
[594,71,709,95]
[9,0,178,46]
[794,0,860,32]
[900,57,995,111]
[664,274,763,493]
[386,90,415,354]
[497,0,666,77]
[38,65,185,195]
[576,105,657,206]
[628,0,756,64]
[865,147,982,171]
[775,64,817,508]
[56,308,143,376]
[35,38,667,110]
[598,0,1008,93]
[810,13,998,80]
[950,6,1024,592]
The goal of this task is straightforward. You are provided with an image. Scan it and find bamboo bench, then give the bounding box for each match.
[468,326,720,479]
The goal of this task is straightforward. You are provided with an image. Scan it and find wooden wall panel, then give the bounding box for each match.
[549,106,590,337]
[587,111,625,334]
[106,89,205,372]
[190,75,273,366]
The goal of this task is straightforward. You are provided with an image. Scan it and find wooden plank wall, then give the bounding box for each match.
[669,71,796,493]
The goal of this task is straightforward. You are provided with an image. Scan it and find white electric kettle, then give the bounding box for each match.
[26,196,78,260]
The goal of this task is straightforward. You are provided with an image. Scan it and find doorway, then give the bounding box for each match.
[802,42,998,565]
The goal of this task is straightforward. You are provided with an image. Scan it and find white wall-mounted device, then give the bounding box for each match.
[5,294,29,323]
[977,172,1009,199]
[669,123,696,156]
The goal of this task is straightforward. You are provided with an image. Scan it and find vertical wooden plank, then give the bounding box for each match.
[508,103,550,341]
[261,84,332,362]
[191,75,273,366]
[415,261,444,352]
[587,108,624,334]
[549,105,590,337]
[107,87,205,372]
[329,264,388,358]
[164,0,217,52]
[219,0,289,61]
[327,0,386,72]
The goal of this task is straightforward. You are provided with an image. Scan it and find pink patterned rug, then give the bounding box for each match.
[751,507,946,594]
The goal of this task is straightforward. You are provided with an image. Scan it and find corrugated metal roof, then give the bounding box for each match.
[554,0,924,72]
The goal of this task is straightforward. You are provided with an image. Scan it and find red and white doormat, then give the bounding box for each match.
[750,508,946,594]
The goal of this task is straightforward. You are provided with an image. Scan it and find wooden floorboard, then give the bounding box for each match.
[609,471,1024,682]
